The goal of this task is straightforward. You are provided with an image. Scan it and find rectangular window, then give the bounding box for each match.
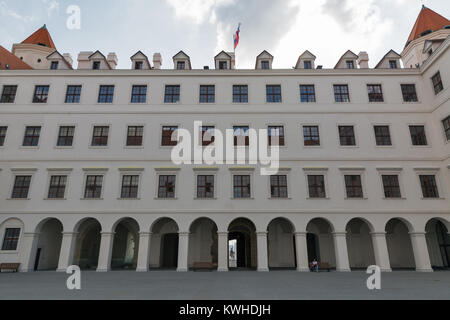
[219,61,228,70]
[48,175,67,199]
[270,175,288,198]
[98,85,115,103]
[84,175,103,199]
[65,85,82,103]
[1,85,18,103]
[164,85,180,103]
[93,61,101,70]
[12,176,31,199]
[50,61,59,70]
[158,175,176,199]
[121,175,139,199]
[304,61,312,69]
[233,175,251,199]
[91,126,109,146]
[200,85,215,103]
[300,85,316,103]
[308,175,326,198]
[432,71,444,95]
[1,228,21,251]
[127,126,144,146]
[401,84,418,102]
[23,126,41,147]
[268,126,285,146]
[131,85,147,103]
[261,61,270,69]
[382,175,401,198]
[135,61,143,70]
[177,61,185,70]
[345,175,363,198]
[197,175,214,199]
[33,85,49,103]
[367,84,384,102]
[233,126,249,147]
[409,126,427,146]
[334,85,350,102]
[420,175,439,199]
[233,85,248,103]
[389,60,398,69]
[266,85,282,103]
[0,126,7,146]
[303,126,320,146]
[443,116,450,141]
[57,126,75,147]
[374,126,392,146]
[346,60,355,69]
[200,126,215,146]
[161,126,178,146]
[339,126,356,146]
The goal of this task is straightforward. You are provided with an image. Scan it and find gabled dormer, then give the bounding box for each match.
[130,51,151,70]
[334,50,358,69]
[77,50,117,70]
[173,51,192,70]
[214,51,235,70]
[375,50,402,69]
[295,50,316,69]
[255,50,273,70]
[46,51,73,70]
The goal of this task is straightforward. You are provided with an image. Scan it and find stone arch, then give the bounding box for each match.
[306,218,336,268]
[267,218,296,269]
[33,218,64,271]
[228,218,257,269]
[425,218,450,269]
[345,218,376,269]
[72,218,102,270]
[188,218,219,269]
[385,218,415,270]
[111,218,140,270]
[150,218,179,269]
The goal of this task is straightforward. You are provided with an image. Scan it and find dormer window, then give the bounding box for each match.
[346,60,355,69]
[135,61,143,70]
[93,61,101,70]
[304,61,312,69]
[219,61,228,70]
[389,60,398,69]
[177,61,186,70]
[261,61,270,70]
[50,61,59,70]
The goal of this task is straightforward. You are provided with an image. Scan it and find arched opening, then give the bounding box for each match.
[425,219,450,270]
[34,218,63,271]
[346,218,375,270]
[150,218,179,270]
[73,218,102,270]
[306,218,336,268]
[111,218,140,270]
[385,218,415,270]
[188,218,218,270]
[267,218,296,270]
[228,218,257,270]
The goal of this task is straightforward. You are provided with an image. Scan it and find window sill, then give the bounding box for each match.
[124,146,144,149]
[231,197,255,200]
[0,251,19,254]
[194,197,218,200]
[382,197,407,200]
[80,198,104,201]
[44,198,67,201]
[89,146,109,149]
[154,197,178,200]
[306,197,330,200]
[7,198,31,201]
[268,197,292,200]
[19,147,39,150]
[117,198,141,200]
[420,197,446,200]
[54,146,74,150]
[344,197,368,200]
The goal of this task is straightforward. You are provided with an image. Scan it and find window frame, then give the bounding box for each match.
[442,115,450,142]
[199,85,216,104]
[32,85,50,104]
[130,84,148,104]
[91,125,110,147]
[377,168,405,200]
[161,125,179,147]
[400,84,419,102]
[233,126,250,147]
[118,168,144,200]
[0,85,18,103]
[431,71,443,95]
[269,174,289,199]
[0,126,8,147]
[303,168,329,200]
[333,84,350,103]
[367,84,384,102]
[155,173,178,200]
[232,85,249,104]
[299,84,316,103]
[409,125,428,147]
[338,125,357,147]
[126,125,144,147]
[1,228,21,251]
[97,85,115,104]
[64,85,82,104]
[266,85,282,103]
[373,125,393,147]
[268,125,285,147]
[22,126,42,148]
[302,125,321,147]
[82,170,107,200]
[164,85,181,104]
[56,125,76,148]
[11,175,33,200]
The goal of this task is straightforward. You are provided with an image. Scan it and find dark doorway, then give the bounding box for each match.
[34,248,42,271]
[307,233,318,262]
[229,232,251,269]
[161,233,179,269]
[436,222,450,268]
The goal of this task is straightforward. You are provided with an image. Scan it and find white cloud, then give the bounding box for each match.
[43,0,60,18]
[0,1,35,23]
[166,0,234,25]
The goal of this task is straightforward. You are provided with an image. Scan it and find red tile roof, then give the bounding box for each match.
[406,6,450,47]
[21,24,56,49]
[0,45,32,70]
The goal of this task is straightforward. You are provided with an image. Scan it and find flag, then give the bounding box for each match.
[234,23,241,50]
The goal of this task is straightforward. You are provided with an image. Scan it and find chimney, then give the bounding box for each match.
[153,53,162,70]
[62,53,73,67]
[77,51,93,70]
[357,51,369,69]
[107,52,118,69]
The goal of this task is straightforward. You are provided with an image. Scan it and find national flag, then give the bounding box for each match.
[234,23,241,49]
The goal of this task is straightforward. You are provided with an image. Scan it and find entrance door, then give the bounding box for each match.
[307,233,319,262]
[229,232,251,269]
[161,233,179,269]
[437,222,450,268]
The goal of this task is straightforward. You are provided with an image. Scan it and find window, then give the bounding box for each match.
[23,126,41,147]
[33,85,49,103]
[409,126,427,146]
[197,175,214,199]
[334,85,350,102]
[382,175,401,198]
[303,126,320,146]
[300,85,316,103]
[84,175,103,199]
[11,176,31,199]
[219,61,228,70]
[91,126,109,146]
[48,175,67,199]
[420,175,439,199]
[158,175,176,198]
[270,175,288,198]
[98,85,114,103]
[0,126,7,146]
[401,84,418,102]
[432,72,443,95]
[1,85,18,103]
[261,61,270,69]
[200,85,215,103]
[266,85,282,103]
[443,116,450,141]
[389,60,398,69]
[345,175,363,198]
[57,126,75,147]
[131,85,147,103]
[121,175,139,199]
[346,60,355,69]
[93,61,101,70]
[1,228,21,251]
[367,84,384,102]
[339,126,356,146]
[268,126,285,146]
[233,85,248,103]
[233,126,249,146]
[65,85,82,103]
[161,126,178,146]
[233,175,251,198]
[164,85,180,103]
[127,126,144,146]
[50,61,59,70]
[308,175,326,198]
[177,61,185,70]
[374,126,392,146]
[135,61,143,70]
[304,61,312,69]
[200,126,215,146]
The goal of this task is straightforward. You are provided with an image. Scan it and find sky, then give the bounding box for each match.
[0,0,449,69]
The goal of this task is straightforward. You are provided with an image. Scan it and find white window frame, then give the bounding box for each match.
[81,168,108,200]
[303,167,330,200]
[44,168,73,200]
